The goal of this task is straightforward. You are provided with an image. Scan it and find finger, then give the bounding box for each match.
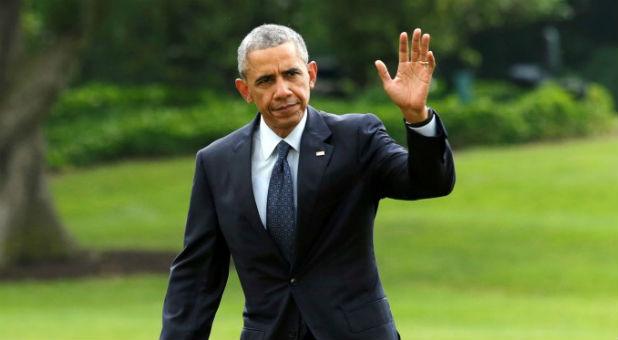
[428,51,436,69]
[411,28,421,62]
[374,60,392,85]
[420,33,430,62]
[398,32,408,63]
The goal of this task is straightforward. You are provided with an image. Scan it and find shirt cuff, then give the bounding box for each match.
[405,112,437,137]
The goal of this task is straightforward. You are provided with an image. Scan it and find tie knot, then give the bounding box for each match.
[276,141,291,160]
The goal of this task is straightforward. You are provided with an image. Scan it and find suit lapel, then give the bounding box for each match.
[231,114,271,237]
[231,113,290,268]
[295,106,333,268]
[232,108,334,270]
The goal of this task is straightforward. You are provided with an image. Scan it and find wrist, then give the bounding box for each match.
[402,106,429,124]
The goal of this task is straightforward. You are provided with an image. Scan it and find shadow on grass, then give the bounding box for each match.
[0,250,176,281]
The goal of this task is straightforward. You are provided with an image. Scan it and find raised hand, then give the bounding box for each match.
[375,28,435,123]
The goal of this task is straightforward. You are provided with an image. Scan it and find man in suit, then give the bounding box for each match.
[160,24,455,340]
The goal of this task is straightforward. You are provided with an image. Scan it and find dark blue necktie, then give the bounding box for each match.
[266,141,296,263]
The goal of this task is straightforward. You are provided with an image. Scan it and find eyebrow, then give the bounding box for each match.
[283,67,301,75]
[254,74,274,85]
[253,67,302,85]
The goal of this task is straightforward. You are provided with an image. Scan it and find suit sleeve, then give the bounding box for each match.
[362,108,456,200]
[160,150,230,340]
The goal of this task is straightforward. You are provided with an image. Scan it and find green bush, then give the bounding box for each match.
[46,81,617,170]
[51,83,210,119]
[317,82,616,149]
[435,96,530,148]
[46,86,256,169]
[433,82,616,149]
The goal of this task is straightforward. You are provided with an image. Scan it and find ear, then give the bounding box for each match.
[307,61,318,89]
[235,78,253,103]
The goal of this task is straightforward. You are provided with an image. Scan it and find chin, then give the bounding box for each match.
[272,115,301,132]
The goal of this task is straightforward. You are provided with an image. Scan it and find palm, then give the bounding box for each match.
[375,29,435,122]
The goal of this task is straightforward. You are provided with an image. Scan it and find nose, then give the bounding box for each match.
[273,78,292,99]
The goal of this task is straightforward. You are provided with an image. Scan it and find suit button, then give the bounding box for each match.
[289,277,297,286]
[288,331,297,339]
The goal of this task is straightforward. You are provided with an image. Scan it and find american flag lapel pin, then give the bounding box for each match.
[316,150,325,157]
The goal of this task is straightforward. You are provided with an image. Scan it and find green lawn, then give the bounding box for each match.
[1,136,616,339]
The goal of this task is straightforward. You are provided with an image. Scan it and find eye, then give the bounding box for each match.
[255,76,274,86]
[284,69,301,77]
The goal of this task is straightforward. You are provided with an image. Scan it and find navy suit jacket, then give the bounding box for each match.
[160,106,455,340]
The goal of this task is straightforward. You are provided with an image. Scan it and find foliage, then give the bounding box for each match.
[21,0,83,45]
[22,0,319,87]
[45,81,616,169]
[436,82,615,148]
[319,0,572,84]
[21,0,576,88]
[317,81,616,148]
[578,45,618,108]
[46,83,255,169]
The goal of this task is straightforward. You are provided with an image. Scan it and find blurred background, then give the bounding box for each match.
[0,0,616,339]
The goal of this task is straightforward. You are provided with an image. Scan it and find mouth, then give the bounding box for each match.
[271,102,299,114]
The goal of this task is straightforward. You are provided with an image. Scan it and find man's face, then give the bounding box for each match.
[235,42,317,137]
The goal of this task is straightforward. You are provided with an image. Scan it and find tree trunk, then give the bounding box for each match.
[0,40,85,267]
[0,126,79,266]
[0,1,85,267]
[0,0,104,268]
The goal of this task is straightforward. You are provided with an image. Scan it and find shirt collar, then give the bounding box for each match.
[259,108,308,159]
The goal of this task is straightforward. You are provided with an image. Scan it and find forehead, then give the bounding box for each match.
[245,42,305,78]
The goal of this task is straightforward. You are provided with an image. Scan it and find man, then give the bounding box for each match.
[161,24,455,340]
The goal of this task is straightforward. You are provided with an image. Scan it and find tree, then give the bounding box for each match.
[319,0,572,86]
[59,0,577,89]
[78,0,301,87]
[0,0,100,267]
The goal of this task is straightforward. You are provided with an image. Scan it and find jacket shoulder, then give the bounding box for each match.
[314,108,383,132]
[196,120,254,160]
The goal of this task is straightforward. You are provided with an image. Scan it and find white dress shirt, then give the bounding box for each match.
[251,109,437,228]
[251,110,307,227]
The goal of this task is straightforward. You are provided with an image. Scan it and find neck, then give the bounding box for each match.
[273,127,293,138]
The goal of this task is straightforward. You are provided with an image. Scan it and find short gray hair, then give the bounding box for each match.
[237,24,308,78]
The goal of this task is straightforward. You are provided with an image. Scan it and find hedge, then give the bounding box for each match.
[45,82,616,170]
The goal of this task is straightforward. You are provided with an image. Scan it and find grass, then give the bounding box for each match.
[0,274,613,340]
[0,136,616,339]
[47,156,196,251]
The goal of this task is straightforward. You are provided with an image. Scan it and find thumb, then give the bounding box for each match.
[374,60,392,85]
